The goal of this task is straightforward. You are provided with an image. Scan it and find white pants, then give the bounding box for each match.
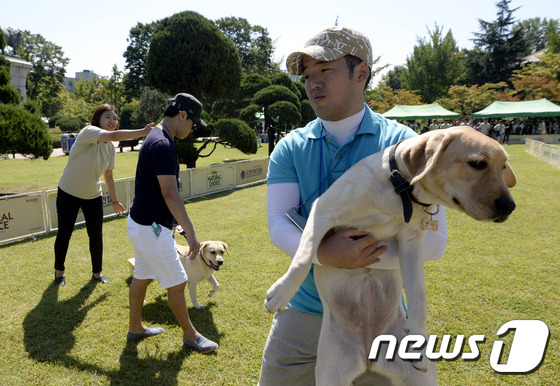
[127,216,187,289]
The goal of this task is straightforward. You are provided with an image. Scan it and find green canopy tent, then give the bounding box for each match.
[471,99,560,118]
[381,103,460,120]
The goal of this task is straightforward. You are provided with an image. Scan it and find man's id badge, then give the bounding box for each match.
[151,221,162,238]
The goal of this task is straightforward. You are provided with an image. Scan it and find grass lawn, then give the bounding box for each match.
[0,144,558,385]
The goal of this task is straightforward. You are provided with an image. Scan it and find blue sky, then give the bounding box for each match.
[1,0,558,84]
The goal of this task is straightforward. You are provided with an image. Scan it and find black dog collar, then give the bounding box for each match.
[388,141,432,223]
[200,250,220,271]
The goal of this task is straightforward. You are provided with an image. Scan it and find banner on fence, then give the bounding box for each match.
[46,178,130,230]
[235,158,268,186]
[1,157,269,245]
[191,164,235,196]
[178,169,192,199]
[101,178,130,216]
[45,189,84,230]
[0,192,46,243]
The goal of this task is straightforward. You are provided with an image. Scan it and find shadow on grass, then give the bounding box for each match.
[23,281,219,384]
[114,340,192,385]
[23,280,106,362]
[142,293,224,344]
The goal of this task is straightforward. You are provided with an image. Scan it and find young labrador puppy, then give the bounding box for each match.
[265,127,517,385]
[177,241,229,309]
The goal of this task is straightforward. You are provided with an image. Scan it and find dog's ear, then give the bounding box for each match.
[403,131,453,185]
[221,242,229,255]
[200,241,208,251]
[503,162,517,188]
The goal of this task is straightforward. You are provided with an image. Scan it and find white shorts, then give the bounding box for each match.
[127,216,187,289]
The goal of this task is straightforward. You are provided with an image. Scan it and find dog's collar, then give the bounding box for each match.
[388,141,432,223]
[176,247,220,271]
[200,250,220,271]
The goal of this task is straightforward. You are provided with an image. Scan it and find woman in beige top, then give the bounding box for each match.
[54,104,153,286]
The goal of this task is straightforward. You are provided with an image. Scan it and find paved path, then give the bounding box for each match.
[5,142,137,160]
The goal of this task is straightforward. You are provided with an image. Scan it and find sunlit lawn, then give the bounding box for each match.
[0,144,558,385]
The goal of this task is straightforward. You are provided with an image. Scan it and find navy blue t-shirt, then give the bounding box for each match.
[130,127,179,229]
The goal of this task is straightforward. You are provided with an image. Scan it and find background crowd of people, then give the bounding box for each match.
[415,117,559,144]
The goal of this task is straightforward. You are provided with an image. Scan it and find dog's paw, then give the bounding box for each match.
[264,279,296,314]
[402,321,430,372]
[410,356,430,373]
[208,289,217,297]
[193,303,205,309]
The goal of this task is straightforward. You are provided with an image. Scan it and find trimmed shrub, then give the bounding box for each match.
[57,116,82,133]
[0,103,52,159]
[216,118,257,155]
[119,105,136,129]
[176,140,199,167]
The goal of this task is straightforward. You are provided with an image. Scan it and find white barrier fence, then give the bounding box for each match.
[0,157,269,245]
[525,139,560,168]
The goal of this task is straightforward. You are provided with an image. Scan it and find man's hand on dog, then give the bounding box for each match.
[182,227,201,260]
[317,228,386,268]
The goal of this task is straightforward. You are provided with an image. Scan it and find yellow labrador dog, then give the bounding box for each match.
[265,127,516,385]
[177,241,229,309]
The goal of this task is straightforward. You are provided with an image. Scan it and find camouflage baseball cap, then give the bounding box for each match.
[286,26,373,76]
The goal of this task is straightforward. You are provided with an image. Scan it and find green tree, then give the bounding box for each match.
[215,119,257,154]
[239,104,261,127]
[300,99,316,126]
[546,20,560,53]
[268,100,301,130]
[123,22,156,99]
[510,51,560,103]
[400,24,463,103]
[176,118,257,168]
[512,18,554,55]
[73,77,102,105]
[0,28,5,50]
[211,73,271,122]
[147,11,242,99]
[254,85,300,111]
[367,86,422,114]
[118,105,136,129]
[463,0,528,86]
[254,85,300,153]
[56,89,93,123]
[271,72,301,99]
[17,30,68,117]
[0,42,52,159]
[97,65,127,113]
[237,73,271,101]
[215,17,278,76]
[435,82,511,118]
[381,65,405,90]
[0,64,20,104]
[131,87,169,127]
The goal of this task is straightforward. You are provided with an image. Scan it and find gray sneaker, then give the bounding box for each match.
[183,334,218,352]
[126,327,164,341]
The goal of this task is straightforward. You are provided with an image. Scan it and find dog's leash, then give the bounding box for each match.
[388,141,435,224]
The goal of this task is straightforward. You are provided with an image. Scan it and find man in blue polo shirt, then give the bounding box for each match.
[259,26,447,384]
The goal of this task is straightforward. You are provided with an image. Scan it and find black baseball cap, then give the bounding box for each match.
[169,93,207,127]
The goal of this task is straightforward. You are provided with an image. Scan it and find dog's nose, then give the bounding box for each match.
[217,260,224,266]
[494,197,516,217]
